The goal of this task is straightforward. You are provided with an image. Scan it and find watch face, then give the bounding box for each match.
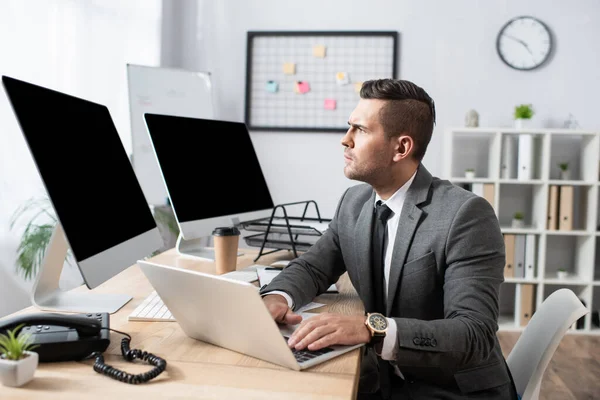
[496,16,552,71]
[369,314,388,332]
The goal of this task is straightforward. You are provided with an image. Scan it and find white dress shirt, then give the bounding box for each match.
[265,170,418,370]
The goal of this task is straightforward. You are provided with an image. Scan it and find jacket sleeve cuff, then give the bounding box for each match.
[380,318,398,360]
[261,290,294,309]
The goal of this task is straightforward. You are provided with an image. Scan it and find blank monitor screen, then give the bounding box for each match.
[2,75,161,287]
[143,114,274,237]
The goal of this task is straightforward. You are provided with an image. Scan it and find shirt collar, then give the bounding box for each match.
[374,169,418,216]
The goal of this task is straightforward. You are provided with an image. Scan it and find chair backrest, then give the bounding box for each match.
[506,288,589,400]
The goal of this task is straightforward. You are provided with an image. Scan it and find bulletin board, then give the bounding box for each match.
[244,31,398,132]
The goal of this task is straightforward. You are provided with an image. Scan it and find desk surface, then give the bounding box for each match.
[2,248,364,399]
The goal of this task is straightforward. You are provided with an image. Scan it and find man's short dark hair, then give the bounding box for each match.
[360,79,436,161]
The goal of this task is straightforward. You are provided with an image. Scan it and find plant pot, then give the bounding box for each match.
[514,118,531,130]
[557,270,568,280]
[560,170,570,180]
[464,171,475,179]
[0,351,38,387]
[512,219,524,229]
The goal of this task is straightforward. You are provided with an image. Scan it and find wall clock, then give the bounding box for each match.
[496,16,553,71]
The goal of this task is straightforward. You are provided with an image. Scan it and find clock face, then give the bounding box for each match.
[369,314,387,331]
[496,16,552,71]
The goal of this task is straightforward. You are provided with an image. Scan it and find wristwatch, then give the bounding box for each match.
[365,312,388,350]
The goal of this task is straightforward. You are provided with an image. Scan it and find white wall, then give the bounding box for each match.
[0,0,162,317]
[167,0,600,217]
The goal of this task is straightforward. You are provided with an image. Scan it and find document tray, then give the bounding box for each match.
[244,232,320,252]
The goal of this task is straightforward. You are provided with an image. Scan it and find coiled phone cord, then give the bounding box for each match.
[89,328,167,384]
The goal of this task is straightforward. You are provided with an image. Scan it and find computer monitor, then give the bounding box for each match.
[143,113,275,260]
[2,75,164,314]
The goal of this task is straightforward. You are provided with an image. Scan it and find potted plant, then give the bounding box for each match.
[0,324,39,387]
[557,268,568,280]
[514,104,534,130]
[464,168,476,179]
[9,196,77,281]
[10,195,179,280]
[512,212,524,228]
[558,162,570,180]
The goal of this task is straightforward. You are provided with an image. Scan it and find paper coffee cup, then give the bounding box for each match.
[212,227,240,275]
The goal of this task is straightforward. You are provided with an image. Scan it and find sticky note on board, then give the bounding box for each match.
[313,45,326,58]
[283,63,296,75]
[336,72,350,85]
[294,81,310,94]
[266,81,279,93]
[354,82,363,93]
[324,99,336,110]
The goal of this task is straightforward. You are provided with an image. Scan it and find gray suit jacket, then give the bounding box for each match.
[261,165,516,399]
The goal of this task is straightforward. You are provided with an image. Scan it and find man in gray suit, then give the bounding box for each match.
[260,79,518,399]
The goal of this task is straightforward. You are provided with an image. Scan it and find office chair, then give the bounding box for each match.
[506,288,589,400]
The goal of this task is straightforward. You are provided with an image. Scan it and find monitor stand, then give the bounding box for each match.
[175,232,244,261]
[31,224,132,314]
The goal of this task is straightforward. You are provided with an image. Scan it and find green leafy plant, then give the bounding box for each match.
[9,196,179,278]
[9,196,74,281]
[513,212,524,220]
[153,206,180,237]
[0,324,39,361]
[465,168,475,172]
[514,104,534,119]
[558,162,569,171]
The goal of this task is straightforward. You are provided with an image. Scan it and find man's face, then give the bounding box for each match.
[341,99,396,184]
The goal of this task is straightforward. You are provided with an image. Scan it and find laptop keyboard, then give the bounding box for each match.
[283,336,334,363]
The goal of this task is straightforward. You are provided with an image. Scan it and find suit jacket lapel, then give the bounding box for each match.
[386,165,432,315]
[355,193,376,312]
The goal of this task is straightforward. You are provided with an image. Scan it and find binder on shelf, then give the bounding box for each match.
[239,200,331,262]
[558,185,574,230]
[515,284,535,327]
[524,234,536,280]
[513,234,526,278]
[517,134,534,180]
[547,185,559,230]
[466,183,494,210]
[503,234,516,278]
[501,135,517,179]
[482,183,495,210]
[471,183,484,197]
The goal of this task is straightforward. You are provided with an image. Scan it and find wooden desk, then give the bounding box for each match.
[2,248,364,399]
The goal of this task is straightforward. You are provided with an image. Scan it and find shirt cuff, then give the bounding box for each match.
[262,290,294,309]
[380,318,398,361]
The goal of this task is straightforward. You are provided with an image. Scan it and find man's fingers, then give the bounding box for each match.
[284,310,302,325]
[307,332,337,351]
[294,325,336,350]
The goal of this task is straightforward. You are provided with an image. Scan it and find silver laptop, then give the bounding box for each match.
[136,260,363,370]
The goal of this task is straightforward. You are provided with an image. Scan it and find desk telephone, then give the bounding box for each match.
[0,312,166,384]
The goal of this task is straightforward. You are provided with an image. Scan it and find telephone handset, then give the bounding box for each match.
[0,312,166,384]
[0,312,110,362]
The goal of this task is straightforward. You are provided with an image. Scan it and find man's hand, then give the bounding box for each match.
[263,294,302,325]
[287,313,371,351]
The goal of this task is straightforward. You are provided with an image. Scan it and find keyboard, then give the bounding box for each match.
[128,264,265,322]
[283,336,334,363]
[128,290,175,322]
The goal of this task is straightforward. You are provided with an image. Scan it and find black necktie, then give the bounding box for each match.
[371,201,393,314]
[371,201,394,399]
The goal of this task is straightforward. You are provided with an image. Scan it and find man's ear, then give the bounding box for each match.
[393,135,414,162]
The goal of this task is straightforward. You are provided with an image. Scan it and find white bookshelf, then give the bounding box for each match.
[445,127,600,335]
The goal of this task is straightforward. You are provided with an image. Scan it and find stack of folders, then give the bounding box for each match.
[504,232,537,328]
[500,134,537,180]
[547,184,575,231]
[503,233,536,280]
